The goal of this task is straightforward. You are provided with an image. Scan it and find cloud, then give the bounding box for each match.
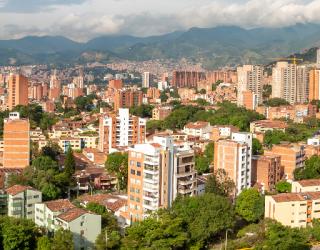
[1,0,320,40]
[0,0,88,12]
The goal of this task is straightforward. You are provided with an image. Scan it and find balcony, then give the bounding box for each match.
[178,178,195,186]
[143,203,158,211]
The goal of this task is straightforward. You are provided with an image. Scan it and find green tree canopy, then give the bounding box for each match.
[263,98,290,107]
[253,138,264,155]
[205,169,235,197]
[235,188,264,223]
[275,180,292,193]
[64,147,76,178]
[51,229,74,250]
[105,152,128,191]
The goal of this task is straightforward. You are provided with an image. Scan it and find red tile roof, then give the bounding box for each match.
[78,194,127,212]
[271,191,320,202]
[44,199,75,212]
[6,185,38,196]
[57,207,89,222]
[297,179,320,187]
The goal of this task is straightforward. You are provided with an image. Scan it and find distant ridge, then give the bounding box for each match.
[1,23,320,68]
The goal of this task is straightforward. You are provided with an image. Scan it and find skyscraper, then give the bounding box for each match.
[237,65,263,105]
[309,68,320,101]
[8,74,28,110]
[3,112,30,169]
[296,65,309,103]
[142,72,150,88]
[317,48,320,68]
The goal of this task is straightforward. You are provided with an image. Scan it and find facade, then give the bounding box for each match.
[265,143,305,180]
[237,65,263,104]
[3,112,30,169]
[142,72,150,88]
[265,192,320,228]
[183,121,212,140]
[98,108,146,153]
[172,71,206,88]
[55,207,101,250]
[8,74,28,110]
[309,68,320,101]
[109,79,123,90]
[250,120,288,134]
[272,62,309,104]
[114,89,143,111]
[211,125,239,141]
[240,90,258,110]
[6,185,42,220]
[152,106,172,120]
[251,155,281,192]
[126,135,196,223]
[214,132,252,194]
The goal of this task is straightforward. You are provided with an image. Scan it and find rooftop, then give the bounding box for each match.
[270,192,320,203]
[44,199,75,212]
[6,185,38,196]
[296,179,320,187]
[57,207,90,222]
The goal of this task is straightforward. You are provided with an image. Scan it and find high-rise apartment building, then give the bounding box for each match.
[214,132,252,194]
[114,89,143,111]
[317,48,320,68]
[172,71,206,88]
[142,72,150,88]
[3,112,30,169]
[309,69,320,101]
[272,62,309,104]
[8,74,28,110]
[109,79,123,90]
[98,108,146,153]
[237,65,263,105]
[126,135,196,223]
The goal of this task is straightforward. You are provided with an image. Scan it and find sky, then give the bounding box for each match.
[0,0,319,41]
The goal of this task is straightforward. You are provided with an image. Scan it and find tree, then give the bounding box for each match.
[146,120,164,133]
[205,169,235,197]
[172,194,235,248]
[195,156,210,175]
[51,229,74,250]
[64,147,75,177]
[252,138,264,155]
[96,229,121,250]
[160,92,169,103]
[2,217,39,250]
[40,142,61,160]
[105,152,128,190]
[262,85,272,99]
[256,221,310,250]
[294,155,320,180]
[199,89,206,94]
[263,98,290,107]
[235,188,264,223]
[204,142,214,162]
[275,180,292,193]
[121,214,189,249]
[130,104,154,118]
[37,236,52,250]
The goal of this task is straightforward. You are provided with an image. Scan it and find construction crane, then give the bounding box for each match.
[268,56,303,65]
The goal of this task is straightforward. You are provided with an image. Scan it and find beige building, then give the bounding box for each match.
[3,112,30,169]
[126,135,196,223]
[6,185,42,220]
[265,192,320,228]
[237,65,263,105]
[214,132,252,194]
[265,143,305,180]
[292,179,320,193]
[250,120,288,134]
[152,106,172,120]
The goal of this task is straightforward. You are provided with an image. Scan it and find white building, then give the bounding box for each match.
[142,72,150,88]
[6,185,42,220]
[292,179,320,193]
[35,199,101,250]
[55,207,101,250]
[183,121,212,140]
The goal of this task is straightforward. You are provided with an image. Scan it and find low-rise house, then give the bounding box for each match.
[55,207,101,250]
[292,179,320,193]
[265,192,320,228]
[250,120,288,134]
[35,199,75,232]
[183,121,212,140]
[6,185,42,220]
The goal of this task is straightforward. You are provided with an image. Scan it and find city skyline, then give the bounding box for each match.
[0,0,319,41]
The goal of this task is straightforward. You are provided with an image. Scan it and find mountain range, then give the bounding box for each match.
[1,23,320,68]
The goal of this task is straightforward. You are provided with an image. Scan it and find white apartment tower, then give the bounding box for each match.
[237,65,263,105]
[142,72,150,88]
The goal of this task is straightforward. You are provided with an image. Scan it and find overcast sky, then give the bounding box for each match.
[0,0,319,41]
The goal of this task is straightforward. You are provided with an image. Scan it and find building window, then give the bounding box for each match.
[137,162,141,168]
[137,171,141,176]
[130,169,136,175]
[34,195,40,199]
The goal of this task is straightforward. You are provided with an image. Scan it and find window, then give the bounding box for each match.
[135,189,140,194]
[34,195,40,199]
[137,162,141,167]
[130,169,136,175]
[80,222,84,226]
[137,171,141,176]
[130,195,134,201]
[135,197,140,202]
